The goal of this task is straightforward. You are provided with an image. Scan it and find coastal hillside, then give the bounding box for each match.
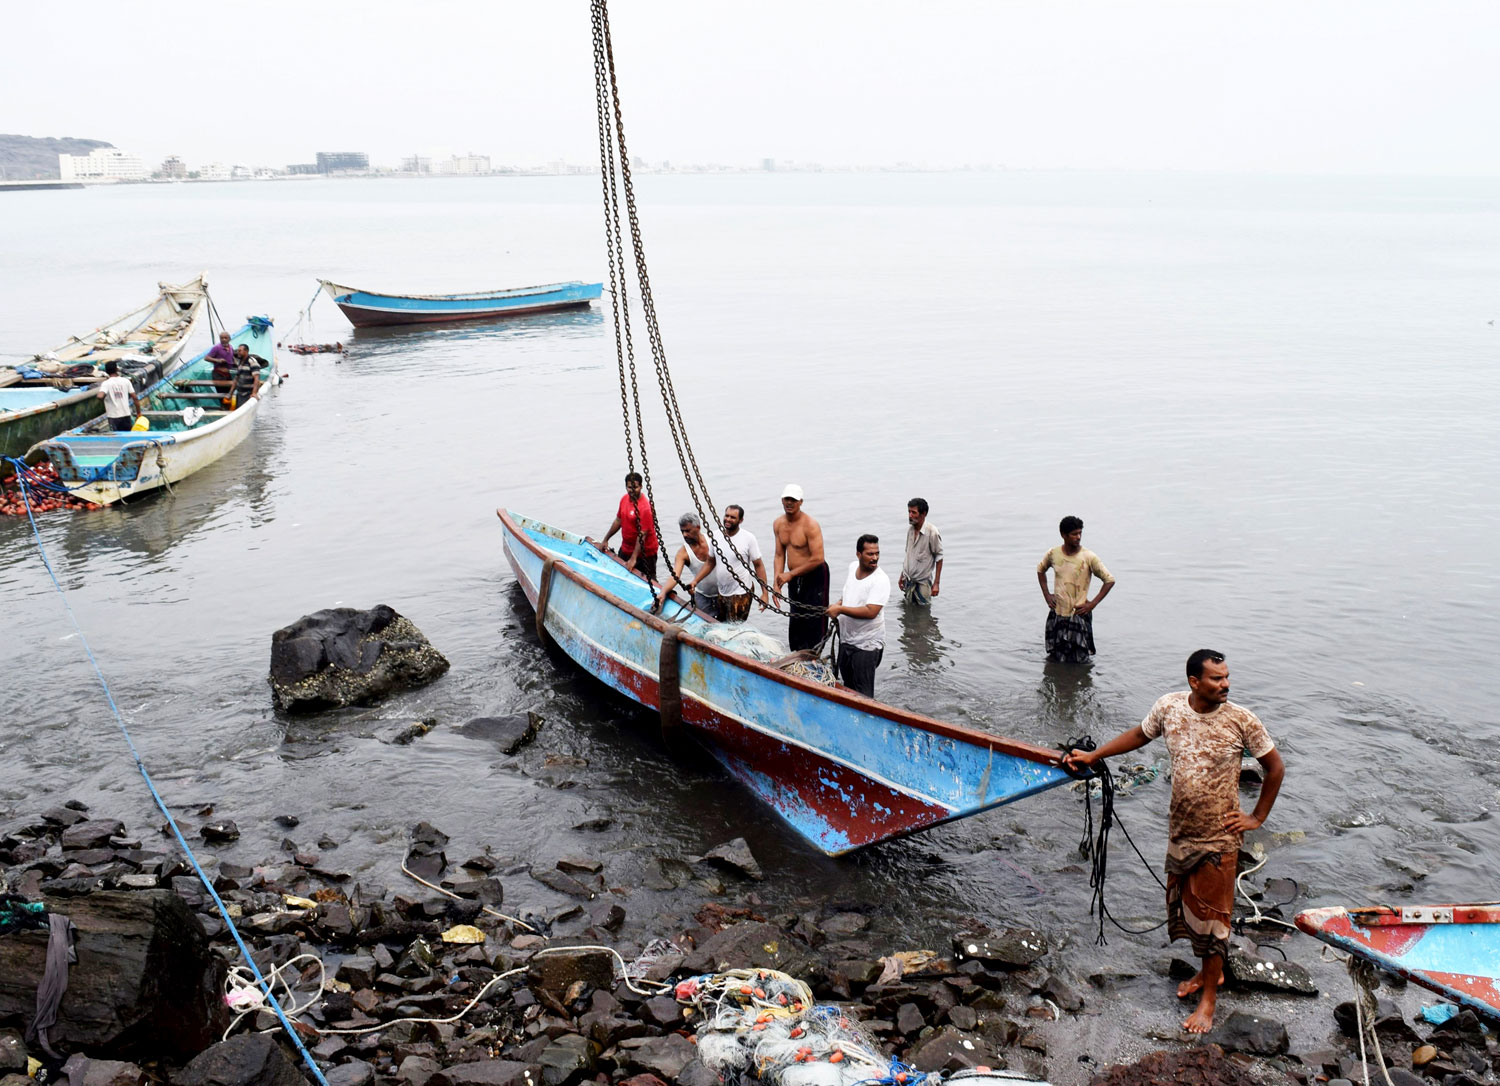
[0,134,113,180]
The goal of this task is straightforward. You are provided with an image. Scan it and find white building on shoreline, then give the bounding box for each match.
[58,148,148,182]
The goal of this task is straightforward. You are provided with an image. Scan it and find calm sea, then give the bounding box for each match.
[2,172,1497,1069]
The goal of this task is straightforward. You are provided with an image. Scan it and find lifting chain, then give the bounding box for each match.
[590,0,825,623]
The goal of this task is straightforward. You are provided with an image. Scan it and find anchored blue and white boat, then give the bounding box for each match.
[28,318,279,506]
[498,509,1072,856]
[319,279,602,328]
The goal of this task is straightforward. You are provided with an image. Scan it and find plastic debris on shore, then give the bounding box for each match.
[677,967,1052,1086]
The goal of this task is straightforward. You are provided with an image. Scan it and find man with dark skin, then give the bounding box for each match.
[772,484,828,651]
[1037,516,1114,663]
[596,471,659,581]
[1064,651,1284,1033]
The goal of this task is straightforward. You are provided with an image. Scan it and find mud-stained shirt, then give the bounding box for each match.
[1037,546,1112,616]
[1140,692,1275,860]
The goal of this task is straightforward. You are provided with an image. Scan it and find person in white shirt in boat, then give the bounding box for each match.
[96,361,142,432]
[655,512,720,616]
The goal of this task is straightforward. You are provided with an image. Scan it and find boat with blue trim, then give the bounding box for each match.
[319,279,602,328]
[0,277,208,472]
[498,508,1072,856]
[28,317,280,506]
[1296,903,1500,1020]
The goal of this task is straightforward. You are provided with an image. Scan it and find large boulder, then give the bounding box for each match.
[0,891,225,1059]
[269,606,449,712]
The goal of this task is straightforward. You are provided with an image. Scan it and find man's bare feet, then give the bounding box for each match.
[1182,989,1217,1033]
[1176,971,1205,999]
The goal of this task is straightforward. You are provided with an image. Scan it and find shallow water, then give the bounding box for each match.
[2,172,1498,1075]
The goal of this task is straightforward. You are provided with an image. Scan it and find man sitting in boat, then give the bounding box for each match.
[209,342,236,407]
[230,344,262,409]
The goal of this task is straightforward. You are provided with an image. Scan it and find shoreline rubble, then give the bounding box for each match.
[2,807,1496,1086]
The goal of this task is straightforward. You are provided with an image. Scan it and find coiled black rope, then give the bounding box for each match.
[1061,736,1169,944]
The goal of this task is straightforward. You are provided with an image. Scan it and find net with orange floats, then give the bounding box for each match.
[0,460,105,516]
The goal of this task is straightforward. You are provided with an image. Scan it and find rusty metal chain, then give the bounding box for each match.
[592,0,828,624]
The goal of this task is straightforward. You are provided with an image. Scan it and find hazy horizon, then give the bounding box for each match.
[7,1,1500,177]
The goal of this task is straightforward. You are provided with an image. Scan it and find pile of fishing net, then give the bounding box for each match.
[697,627,838,686]
[677,968,1048,1086]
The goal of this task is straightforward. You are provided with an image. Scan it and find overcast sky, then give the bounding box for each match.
[7,1,1499,175]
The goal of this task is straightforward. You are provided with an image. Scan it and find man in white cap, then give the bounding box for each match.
[772,484,828,651]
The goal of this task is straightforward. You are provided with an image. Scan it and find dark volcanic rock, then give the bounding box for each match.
[529,948,615,996]
[530,869,594,900]
[1205,1010,1290,1056]
[1225,950,1317,995]
[61,1056,148,1086]
[62,820,126,851]
[0,890,225,1058]
[1092,1045,1266,1085]
[0,1030,24,1075]
[201,821,241,843]
[268,605,450,712]
[906,1027,994,1073]
[616,1035,695,1082]
[171,1034,307,1086]
[683,920,804,973]
[953,929,1048,969]
[430,1061,544,1086]
[456,713,542,754]
[696,838,764,881]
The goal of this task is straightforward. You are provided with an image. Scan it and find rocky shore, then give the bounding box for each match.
[3,802,1499,1086]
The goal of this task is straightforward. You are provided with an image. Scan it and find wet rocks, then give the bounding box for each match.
[1205,1010,1289,1056]
[269,605,450,712]
[953,928,1049,969]
[0,889,225,1058]
[62,819,126,851]
[456,713,543,755]
[171,1034,308,1086]
[1092,1045,1268,1085]
[201,821,241,843]
[1225,949,1318,995]
[695,838,763,881]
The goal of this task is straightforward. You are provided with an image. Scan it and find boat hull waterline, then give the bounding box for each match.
[498,509,1071,855]
[1296,904,1500,1020]
[29,319,278,506]
[320,280,603,328]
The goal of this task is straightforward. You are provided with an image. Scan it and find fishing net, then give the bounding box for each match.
[697,628,838,686]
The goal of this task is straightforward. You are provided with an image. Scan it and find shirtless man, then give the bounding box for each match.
[772,484,828,651]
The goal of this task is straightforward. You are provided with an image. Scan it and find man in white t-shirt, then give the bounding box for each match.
[826,534,891,699]
[713,504,769,622]
[95,360,142,432]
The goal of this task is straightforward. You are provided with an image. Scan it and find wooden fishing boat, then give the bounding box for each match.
[1296,904,1500,1019]
[498,509,1072,855]
[0,277,208,471]
[28,318,279,506]
[319,279,602,328]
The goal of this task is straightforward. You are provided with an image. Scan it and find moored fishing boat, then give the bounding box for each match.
[0,277,208,471]
[28,317,279,506]
[498,509,1072,855]
[1296,904,1500,1019]
[318,279,602,328]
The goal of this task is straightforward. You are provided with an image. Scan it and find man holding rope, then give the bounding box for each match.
[1063,649,1284,1033]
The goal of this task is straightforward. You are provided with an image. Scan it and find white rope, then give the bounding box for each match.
[400,857,538,933]
[1234,851,1298,931]
[224,953,327,1040]
[1349,958,1398,1086]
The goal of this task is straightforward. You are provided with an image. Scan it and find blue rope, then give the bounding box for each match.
[10,474,330,1085]
[5,457,90,495]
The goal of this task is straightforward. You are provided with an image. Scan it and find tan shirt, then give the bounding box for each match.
[1037,546,1113,616]
[903,522,943,584]
[1141,692,1275,860]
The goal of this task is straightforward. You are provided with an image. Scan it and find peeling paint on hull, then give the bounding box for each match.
[498,509,1072,856]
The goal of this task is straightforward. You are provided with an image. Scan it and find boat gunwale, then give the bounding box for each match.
[497,507,1067,770]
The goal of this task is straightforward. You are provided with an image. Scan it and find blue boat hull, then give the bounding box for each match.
[498,509,1071,856]
[320,280,602,328]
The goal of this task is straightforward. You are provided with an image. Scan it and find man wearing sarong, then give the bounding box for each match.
[1064,650,1284,1033]
[1036,515,1114,663]
[772,484,828,651]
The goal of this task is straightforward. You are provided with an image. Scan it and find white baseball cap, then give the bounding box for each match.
[781,483,804,501]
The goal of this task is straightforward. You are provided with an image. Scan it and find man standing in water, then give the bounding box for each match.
[899,497,943,605]
[597,471,660,581]
[1037,515,1115,662]
[1063,650,1284,1033]
[772,484,828,650]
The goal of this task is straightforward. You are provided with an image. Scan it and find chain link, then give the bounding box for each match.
[591,1,827,622]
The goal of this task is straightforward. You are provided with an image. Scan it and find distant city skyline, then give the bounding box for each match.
[7,1,1500,177]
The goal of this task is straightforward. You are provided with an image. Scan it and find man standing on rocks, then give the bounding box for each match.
[1063,649,1285,1034]
[772,484,828,651]
[1036,515,1114,663]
